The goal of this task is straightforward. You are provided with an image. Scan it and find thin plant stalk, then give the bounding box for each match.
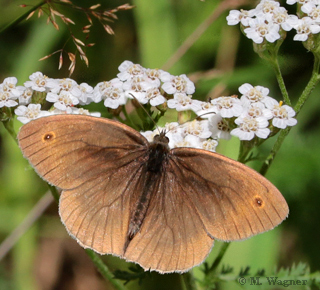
[208,243,231,273]
[3,119,18,144]
[85,249,128,290]
[270,57,291,106]
[181,271,197,290]
[0,192,53,261]
[260,54,320,176]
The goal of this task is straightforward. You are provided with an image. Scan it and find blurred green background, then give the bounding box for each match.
[0,0,319,289]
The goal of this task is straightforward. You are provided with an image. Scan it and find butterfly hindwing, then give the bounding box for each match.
[124,167,214,273]
[59,161,148,256]
[18,115,150,256]
[169,148,289,241]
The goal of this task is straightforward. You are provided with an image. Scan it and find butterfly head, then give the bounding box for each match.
[152,131,170,147]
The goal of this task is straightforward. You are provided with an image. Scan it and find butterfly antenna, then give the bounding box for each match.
[177,110,217,127]
[129,93,161,134]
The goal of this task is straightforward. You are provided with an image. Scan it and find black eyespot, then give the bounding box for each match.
[42,132,55,142]
[254,196,264,207]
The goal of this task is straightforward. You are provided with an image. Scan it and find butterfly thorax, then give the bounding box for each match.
[147,131,170,172]
[125,131,170,251]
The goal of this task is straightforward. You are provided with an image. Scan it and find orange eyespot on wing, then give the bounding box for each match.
[42,131,55,142]
[253,195,264,208]
[169,147,288,242]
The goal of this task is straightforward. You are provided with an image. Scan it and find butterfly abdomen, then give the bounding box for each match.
[125,134,170,250]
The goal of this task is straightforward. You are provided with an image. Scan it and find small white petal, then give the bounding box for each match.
[256,128,270,139]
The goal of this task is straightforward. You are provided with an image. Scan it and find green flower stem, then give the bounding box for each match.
[270,57,291,106]
[260,54,320,176]
[47,184,60,203]
[237,141,254,163]
[0,1,46,35]
[3,119,18,145]
[85,249,128,290]
[122,106,138,130]
[253,39,290,105]
[259,127,290,176]
[294,54,320,114]
[208,243,230,273]
[181,272,197,290]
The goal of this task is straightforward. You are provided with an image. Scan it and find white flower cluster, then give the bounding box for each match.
[0,60,297,151]
[0,77,22,108]
[141,120,218,152]
[9,60,198,124]
[141,83,297,148]
[92,60,196,109]
[10,72,102,124]
[227,0,320,43]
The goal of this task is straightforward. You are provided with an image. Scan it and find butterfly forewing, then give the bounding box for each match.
[18,115,148,189]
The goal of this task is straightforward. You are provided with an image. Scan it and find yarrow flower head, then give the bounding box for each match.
[123,75,157,105]
[270,7,298,31]
[63,107,101,117]
[77,83,94,105]
[1,77,22,97]
[14,104,50,124]
[117,60,146,81]
[0,77,21,108]
[50,78,81,96]
[193,101,216,117]
[46,90,80,111]
[0,90,18,108]
[102,87,127,109]
[24,72,56,92]
[210,96,243,118]
[292,16,320,41]
[209,114,232,140]
[303,3,320,22]
[161,74,195,95]
[286,0,318,12]
[181,120,212,139]
[145,68,170,82]
[143,88,166,106]
[231,116,271,140]
[244,17,281,43]
[226,9,256,26]
[17,87,33,105]
[239,83,274,108]
[4,62,198,125]
[92,79,123,103]
[167,93,202,112]
[264,99,298,128]
[226,0,320,44]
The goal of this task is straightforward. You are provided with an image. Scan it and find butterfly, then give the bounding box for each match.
[18,114,288,273]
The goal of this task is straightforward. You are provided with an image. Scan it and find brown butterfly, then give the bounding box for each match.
[18,114,288,273]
